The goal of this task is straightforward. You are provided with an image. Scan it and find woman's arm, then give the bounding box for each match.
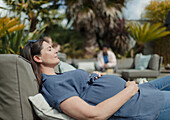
[60,81,138,120]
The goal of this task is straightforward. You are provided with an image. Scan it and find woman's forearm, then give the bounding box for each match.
[93,86,138,120]
[60,82,138,120]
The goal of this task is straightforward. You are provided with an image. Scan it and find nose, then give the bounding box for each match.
[55,49,58,54]
[52,47,58,54]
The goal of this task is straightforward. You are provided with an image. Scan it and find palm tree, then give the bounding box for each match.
[128,22,170,54]
[2,0,64,32]
[65,0,130,57]
[129,22,170,43]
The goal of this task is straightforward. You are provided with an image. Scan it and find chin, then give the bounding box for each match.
[53,59,60,66]
[57,59,60,64]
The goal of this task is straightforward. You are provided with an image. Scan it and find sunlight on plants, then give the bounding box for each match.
[0,16,47,54]
[128,22,170,44]
[0,16,25,38]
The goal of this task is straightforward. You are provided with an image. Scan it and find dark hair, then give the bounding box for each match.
[102,44,110,49]
[52,42,59,48]
[20,39,48,91]
[42,36,52,42]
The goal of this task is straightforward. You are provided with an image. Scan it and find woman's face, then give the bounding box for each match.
[39,41,60,67]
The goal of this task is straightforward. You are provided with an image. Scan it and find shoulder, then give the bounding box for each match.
[98,51,103,56]
[59,61,76,72]
[108,50,115,55]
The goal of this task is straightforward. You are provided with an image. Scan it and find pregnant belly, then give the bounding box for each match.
[83,75,126,105]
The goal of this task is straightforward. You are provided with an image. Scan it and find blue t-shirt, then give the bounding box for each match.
[40,69,163,120]
[103,55,109,63]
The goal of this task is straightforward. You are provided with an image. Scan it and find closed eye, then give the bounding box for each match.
[47,46,52,51]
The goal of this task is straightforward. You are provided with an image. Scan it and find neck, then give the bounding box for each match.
[103,52,107,55]
[40,65,56,75]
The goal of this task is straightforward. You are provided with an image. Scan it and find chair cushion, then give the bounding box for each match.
[135,54,151,70]
[59,61,76,73]
[58,52,67,62]
[134,53,142,67]
[29,93,74,120]
[78,62,95,73]
[54,61,76,73]
[148,54,160,70]
[117,58,134,69]
[0,54,39,120]
[122,69,159,80]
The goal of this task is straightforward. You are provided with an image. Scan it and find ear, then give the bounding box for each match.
[33,55,42,63]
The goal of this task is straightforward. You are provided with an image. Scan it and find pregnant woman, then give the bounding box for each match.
[21,39,170,120]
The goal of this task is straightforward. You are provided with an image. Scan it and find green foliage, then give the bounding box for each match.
[61,30,85,59]
[3,0,64,32]
[129,22,170,44]
[0,16,25,54]
[44,25,85,58]
[143,0,170,64]
[0,16,25,38]
[65,0,129,56]
[145,0,170,23]
[0,16,47,54]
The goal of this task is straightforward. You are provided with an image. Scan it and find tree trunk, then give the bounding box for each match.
[84,34,98,58]
[29,17,39,32]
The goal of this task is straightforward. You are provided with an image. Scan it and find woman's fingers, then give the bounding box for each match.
[125,81,139,95]
[93,71,104,79]
[126,81,136,87]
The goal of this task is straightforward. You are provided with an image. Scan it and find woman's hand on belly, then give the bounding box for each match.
[60,82,139,120]
[92,71,105,79]
[125,81,139,96]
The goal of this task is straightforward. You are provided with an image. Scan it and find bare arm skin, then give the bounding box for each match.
[60,81,138,120]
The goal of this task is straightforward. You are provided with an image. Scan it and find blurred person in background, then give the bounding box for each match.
[96,44,117,72]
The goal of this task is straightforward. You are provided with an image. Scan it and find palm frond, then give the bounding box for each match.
[129,22,170,44]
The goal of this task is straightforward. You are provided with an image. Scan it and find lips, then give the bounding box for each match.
[54,54,58,58]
